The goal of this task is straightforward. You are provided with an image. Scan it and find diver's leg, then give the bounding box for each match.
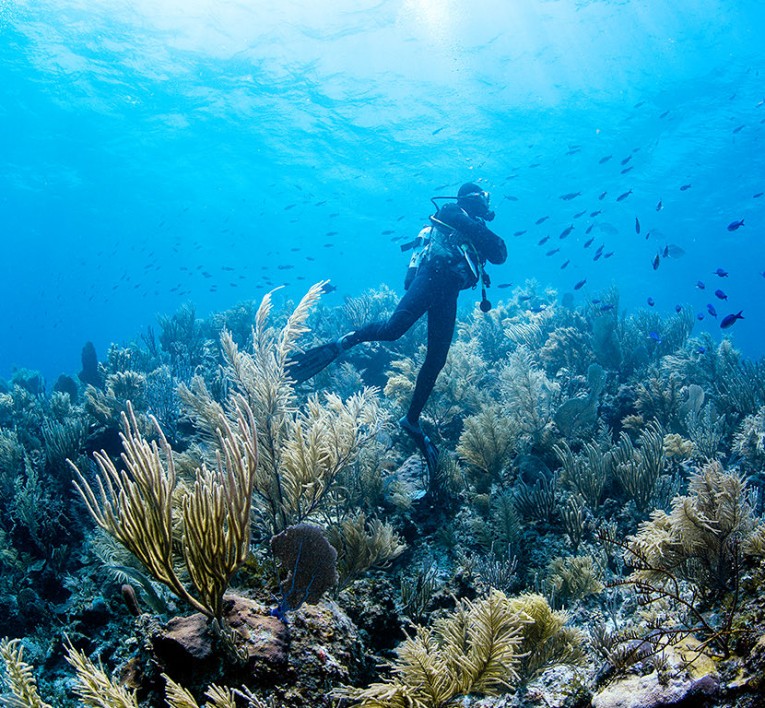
[404,288,458,426]
[340,269,433,349]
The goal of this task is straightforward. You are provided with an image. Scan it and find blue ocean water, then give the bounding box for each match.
[1,0,763,385]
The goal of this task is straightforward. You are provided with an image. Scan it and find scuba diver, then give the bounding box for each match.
[288,182,507,471]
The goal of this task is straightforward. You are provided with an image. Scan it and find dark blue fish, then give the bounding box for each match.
[620,155,632,166]
[599,191,607,200]
[635,217,641,234]
[584,237,595,248]
[574,279,587,290]
[720,311,744,329]
[648,331,661,343]
[647,297,655,307]
[585,224,595,235]
[713,268,729,277]
[707,303,718,317]
[536,216,550,224]
[560,192,581,201]
[696,346,706,354]
[546,248,560,256]
[560,225,575,238]
[696,280,706,290]
[600,303,615,311]
[680,184,692,191]
[590,210,602,217]
[604,251,614,258]
[656,199,663,211]
[560,259,570,269]
[652,253,660,270]
[616,190,633,202]
[697,313,705,321]
[538,235,550,245]
[727,219,745,232]
[599,155,612,164]
[621,166,634,175]
[514,230,527,236]
[320,282,338,294]
[574,210,587,218]
[675,304,682,313]
[714,289,728,300]
[497,283,512,288]
[754,192,764,198]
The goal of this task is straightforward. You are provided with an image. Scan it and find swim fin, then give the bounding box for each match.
[286,341,342,383]
[399,416,439,475]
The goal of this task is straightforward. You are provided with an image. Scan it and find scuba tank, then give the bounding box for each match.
[400,226,432,290]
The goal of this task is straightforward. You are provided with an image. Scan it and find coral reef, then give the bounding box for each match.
[2,283,765,707]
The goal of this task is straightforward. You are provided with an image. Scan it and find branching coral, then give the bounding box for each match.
[181,284,386,536]
[554,439,610,512]
[611,421,665,512]
[601,461,765,658]
[327,511,406,591]
[341,589,526,707]
[498,346,559,447]
[456,404,518,489]
[70,396,257,620]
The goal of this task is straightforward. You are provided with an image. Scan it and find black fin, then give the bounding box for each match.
[286,342,341,383]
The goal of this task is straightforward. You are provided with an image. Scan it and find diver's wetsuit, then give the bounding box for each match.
[343,202,507,426]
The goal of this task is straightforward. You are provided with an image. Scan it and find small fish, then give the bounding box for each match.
[647,297,655,307]
[284,203,297,210]
[675,304,682,313]
[616,190,633,202]
[560,192,581,201]
[535,216,550,225]
[574,210,587,218]
[732,124,745,134]
[621,155,632,166]
[559,225,574,239]
[727,219,745,232]
[714,289,728,300]
[652,253,660,270]
[381,229,395,235]
[696,345,706,354]
[585,224,595,235]
[320,282,337,294]
[584,237,595,248]
[325,230,338,236]
[663,244,686,258]
[560,259,570,269]
[713,268,729,277]
[656,199,663,211]
[754,192,764,199]
[514,230,528,236]
[431,126,446,135]
[593,251,603,262]
[277,264,294,270]
[635,217,641,234]
[599,155,612,164]
[707,303,718,317]
[590,210,602,217]
[600,303,615,311]
[574,279,587,290]
[546,248,560,256]
[599,191,607,200]
[504,194,519,201]
[538,235,550,245]
[604,251,614,258]
[680,184,692,191]
[648,331,661,343]
[696,280,706,289]
[497,283,513,289]
[621,166,634,175]
[697,313,705,321]
[518,295,532,301]
[720,311,744,329]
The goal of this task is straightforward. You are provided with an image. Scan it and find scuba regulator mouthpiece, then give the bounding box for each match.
[484,210,495,222]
